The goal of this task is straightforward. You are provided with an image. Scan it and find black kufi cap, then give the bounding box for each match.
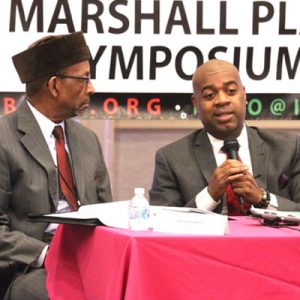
[12,31,90,83]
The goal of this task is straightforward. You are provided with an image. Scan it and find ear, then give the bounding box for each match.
[47,76,59,97]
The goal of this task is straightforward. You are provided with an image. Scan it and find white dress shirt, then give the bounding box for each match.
[195,124,278,211]
[27,101,73,266]
[27,101,72,220]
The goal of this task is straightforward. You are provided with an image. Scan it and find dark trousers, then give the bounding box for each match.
[0,263,16,299]
[3,233,52,300]
[4,268,49,300]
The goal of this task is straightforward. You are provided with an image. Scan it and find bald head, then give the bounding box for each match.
[191,59,247,139]
[192,59,243,98]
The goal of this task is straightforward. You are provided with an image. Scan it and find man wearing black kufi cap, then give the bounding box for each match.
[0,32,112,299]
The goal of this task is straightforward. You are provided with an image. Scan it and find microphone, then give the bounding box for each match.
[222,137,239,160]
[222,137,244,207]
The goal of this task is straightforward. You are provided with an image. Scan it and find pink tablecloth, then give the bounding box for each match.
[45,217,300,300]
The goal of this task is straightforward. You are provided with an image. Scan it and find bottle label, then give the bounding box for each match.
[129,206,150,220]
[128,205,151,230]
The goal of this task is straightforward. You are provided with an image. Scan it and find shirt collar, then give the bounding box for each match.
[206,124,248,155]
[27,100,65,142]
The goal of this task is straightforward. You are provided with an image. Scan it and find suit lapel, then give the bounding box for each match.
[17,101,59,207]
[192,127,267,192]
[193,130,217,183]
[247,127,267,188]
[65,120,85,203]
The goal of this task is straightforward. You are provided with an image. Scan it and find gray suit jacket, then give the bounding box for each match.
[149,126,300,212]
[0,101,112,268]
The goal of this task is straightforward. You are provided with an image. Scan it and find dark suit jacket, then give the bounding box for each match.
[149,126,300,213]
[0,101,112,273]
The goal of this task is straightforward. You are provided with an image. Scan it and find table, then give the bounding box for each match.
[45,217,300,300]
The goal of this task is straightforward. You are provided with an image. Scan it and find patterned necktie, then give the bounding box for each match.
[225,156,251,216]
[53,126,79,211]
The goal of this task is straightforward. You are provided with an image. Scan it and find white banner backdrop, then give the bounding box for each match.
[0,0,299,93]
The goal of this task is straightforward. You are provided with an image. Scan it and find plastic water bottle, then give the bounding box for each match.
[128,188,151,230]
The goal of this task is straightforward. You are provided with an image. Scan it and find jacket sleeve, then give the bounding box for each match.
[0,144,46,266]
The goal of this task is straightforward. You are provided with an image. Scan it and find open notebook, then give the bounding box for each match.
[28,201,229,235]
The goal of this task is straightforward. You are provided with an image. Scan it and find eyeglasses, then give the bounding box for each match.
[55,73,91,86]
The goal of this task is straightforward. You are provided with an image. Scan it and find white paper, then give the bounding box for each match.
[151,206,229,235]
[78,200,130,229]
[42,202,229,235]
[78,202,229,235]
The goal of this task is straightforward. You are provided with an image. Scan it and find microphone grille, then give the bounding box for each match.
[222,137,239,154]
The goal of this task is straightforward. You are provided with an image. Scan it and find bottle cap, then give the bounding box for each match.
[134,187,145,195]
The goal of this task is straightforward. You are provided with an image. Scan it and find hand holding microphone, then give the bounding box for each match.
[221,138,264,210]
[222,137,245,207]
[207,139,248,201]
[207,137,263,210]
